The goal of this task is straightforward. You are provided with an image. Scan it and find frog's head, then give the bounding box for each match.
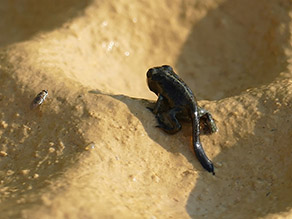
[146,65,174,94]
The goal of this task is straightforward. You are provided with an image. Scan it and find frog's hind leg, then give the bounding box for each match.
[156,107,182,135]
[198,107,218,134]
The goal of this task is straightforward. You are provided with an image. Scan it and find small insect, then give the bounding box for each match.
[30,90,48,109]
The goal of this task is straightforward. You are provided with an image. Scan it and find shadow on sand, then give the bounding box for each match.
[175,0,290,101]
[0,0,92,48]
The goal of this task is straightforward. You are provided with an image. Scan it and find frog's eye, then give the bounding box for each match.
[162,65,173,71]
[147,68,154,78]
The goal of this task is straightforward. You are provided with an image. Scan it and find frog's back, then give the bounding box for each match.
[160,68,197,109]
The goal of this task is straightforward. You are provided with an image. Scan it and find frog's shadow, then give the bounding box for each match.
[89,90,207,172]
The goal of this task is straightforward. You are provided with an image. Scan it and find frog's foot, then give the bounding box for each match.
[198,107,218,134]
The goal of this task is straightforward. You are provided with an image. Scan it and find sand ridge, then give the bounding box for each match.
[0,0,292,218]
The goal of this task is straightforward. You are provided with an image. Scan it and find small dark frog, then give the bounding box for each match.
[147,65,217,174]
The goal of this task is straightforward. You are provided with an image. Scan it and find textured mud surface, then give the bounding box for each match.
[0,0,292,218]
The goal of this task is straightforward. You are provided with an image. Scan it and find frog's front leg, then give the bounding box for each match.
[156,107,182,135]
[152,94,164,114]
[198,107,218,134]
[147,94,168,114]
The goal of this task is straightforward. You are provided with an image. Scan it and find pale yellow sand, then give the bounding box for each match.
[0,0,292,218]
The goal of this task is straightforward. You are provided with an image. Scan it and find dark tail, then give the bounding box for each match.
[192,115,215,175]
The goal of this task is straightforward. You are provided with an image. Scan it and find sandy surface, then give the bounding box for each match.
[0,0,292,218]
